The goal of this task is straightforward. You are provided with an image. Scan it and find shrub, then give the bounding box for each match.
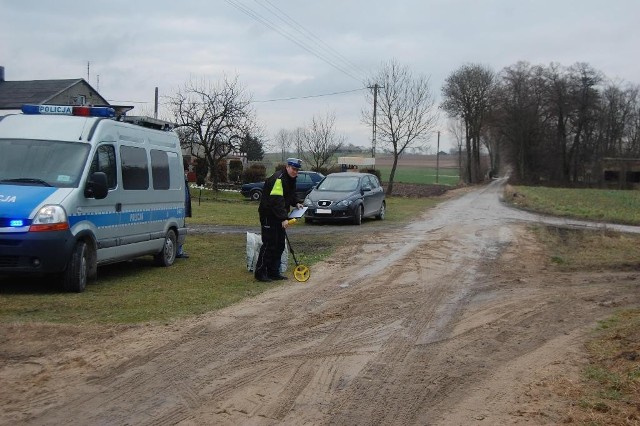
[195,158,207,186]
[364,168,381,180]
[216,159,228,183]
[228,159,243,183]
[243,164,267,183]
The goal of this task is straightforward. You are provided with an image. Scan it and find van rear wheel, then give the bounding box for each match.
[154,229,177,267]
[62,241,88,293]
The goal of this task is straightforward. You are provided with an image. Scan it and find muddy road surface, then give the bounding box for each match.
[2,178,639,425]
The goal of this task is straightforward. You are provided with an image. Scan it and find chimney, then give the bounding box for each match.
[0,66,4,82]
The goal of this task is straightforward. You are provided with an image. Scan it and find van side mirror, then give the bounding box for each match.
[361,185,372,193]
[85,172,109,199]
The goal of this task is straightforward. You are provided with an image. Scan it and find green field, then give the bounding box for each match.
[260,153,461,186]
[375,166,460,186]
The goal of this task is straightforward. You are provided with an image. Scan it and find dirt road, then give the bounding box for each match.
[2,179,639,425]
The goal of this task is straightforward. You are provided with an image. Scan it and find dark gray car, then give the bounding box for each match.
[303,172,385,225]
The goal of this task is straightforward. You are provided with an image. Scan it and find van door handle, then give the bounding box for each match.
[116,203,122,212]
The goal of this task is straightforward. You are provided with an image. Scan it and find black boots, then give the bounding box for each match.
[255,270,288,282]
[269,274,288,280]
[254,271,272,282]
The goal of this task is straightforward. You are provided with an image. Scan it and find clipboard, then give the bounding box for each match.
[288,207,308,219]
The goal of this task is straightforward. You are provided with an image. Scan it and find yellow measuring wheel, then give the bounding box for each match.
[293,264,310,282]
[284,228,310,282]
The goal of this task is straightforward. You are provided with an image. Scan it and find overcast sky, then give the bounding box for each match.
[1,0,639,152]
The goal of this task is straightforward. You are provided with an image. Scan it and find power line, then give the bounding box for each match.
[256,0,367,81]
[107,100,150,104]
[253,87,367,103]
[109,87,367,106]
[226,0,364,83]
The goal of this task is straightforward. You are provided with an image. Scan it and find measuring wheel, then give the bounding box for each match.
[293,264,310,282]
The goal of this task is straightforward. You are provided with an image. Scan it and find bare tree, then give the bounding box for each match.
[301,112,344,171]
[447,117,465,174]
[274,129,292,162]
[167,75,258,189]
[441,63,496,183]
[292,127,305,159]
[363,59,438,195]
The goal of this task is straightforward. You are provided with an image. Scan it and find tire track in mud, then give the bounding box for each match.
[322,224,515,425]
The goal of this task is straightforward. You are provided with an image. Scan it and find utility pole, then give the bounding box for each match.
[86,61,90,81]
[436,131,440,184]
[154,87,159,119]
[368,83,382,158]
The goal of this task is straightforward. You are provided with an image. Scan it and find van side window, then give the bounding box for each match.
[89,145,117,189]
[120,146,149,190]
[150,149,170,190]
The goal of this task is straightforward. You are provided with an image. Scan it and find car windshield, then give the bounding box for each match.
[317,176,360,191]
[0,139,90,188]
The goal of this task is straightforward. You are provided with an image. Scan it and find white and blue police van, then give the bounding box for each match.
[0,104,187,292]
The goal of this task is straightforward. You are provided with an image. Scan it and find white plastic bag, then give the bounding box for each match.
[246,232,261,272]
[246,232,288,274]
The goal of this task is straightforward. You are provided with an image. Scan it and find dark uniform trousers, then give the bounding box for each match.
[255,215,285,277]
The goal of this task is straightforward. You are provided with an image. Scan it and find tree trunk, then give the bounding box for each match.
[386,155,399,196]
[465,125,473,183]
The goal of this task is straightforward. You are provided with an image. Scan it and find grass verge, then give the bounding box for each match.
[578,309,640,423]
[0,233,341,324]
[533,224,640,424]
[533,225,640,271]
[504,185,640,226]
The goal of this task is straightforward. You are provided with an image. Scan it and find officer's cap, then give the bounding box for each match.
[287,158,302,169]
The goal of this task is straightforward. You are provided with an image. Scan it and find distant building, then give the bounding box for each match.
[600,158,640,189]
[338,156,375,172]
[0,65,132,116]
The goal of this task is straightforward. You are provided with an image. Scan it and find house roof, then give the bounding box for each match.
[0,79,109,109]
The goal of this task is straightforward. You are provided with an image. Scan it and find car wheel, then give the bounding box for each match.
[154,229,177,267]
[353,205,363,225]
[376,201,386,220]
[250,189,262,201]
[62,241,88,292]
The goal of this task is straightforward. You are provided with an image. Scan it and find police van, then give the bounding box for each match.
[0,104,187,292]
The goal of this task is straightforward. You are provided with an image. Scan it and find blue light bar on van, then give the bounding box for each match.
[21,104,116,118]
[10,220,25,227]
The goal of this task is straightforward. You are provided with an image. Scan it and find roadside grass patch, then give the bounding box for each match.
[504,185,640,226]
[533,225,640,271]
[0,234,256,323]
[534,223,640,424]
[573,309,640,424]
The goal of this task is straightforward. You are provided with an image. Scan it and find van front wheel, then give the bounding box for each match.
[62,241,88,293]
[154,229,177,267]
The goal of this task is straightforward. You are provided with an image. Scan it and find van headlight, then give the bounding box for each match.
[30,205,69,232]
[303,198,313,207]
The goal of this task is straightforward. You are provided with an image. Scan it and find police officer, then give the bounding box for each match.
[254,158,304,282]
[177,173,192,258]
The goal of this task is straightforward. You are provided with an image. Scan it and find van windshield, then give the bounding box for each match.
[0,139,91,188]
